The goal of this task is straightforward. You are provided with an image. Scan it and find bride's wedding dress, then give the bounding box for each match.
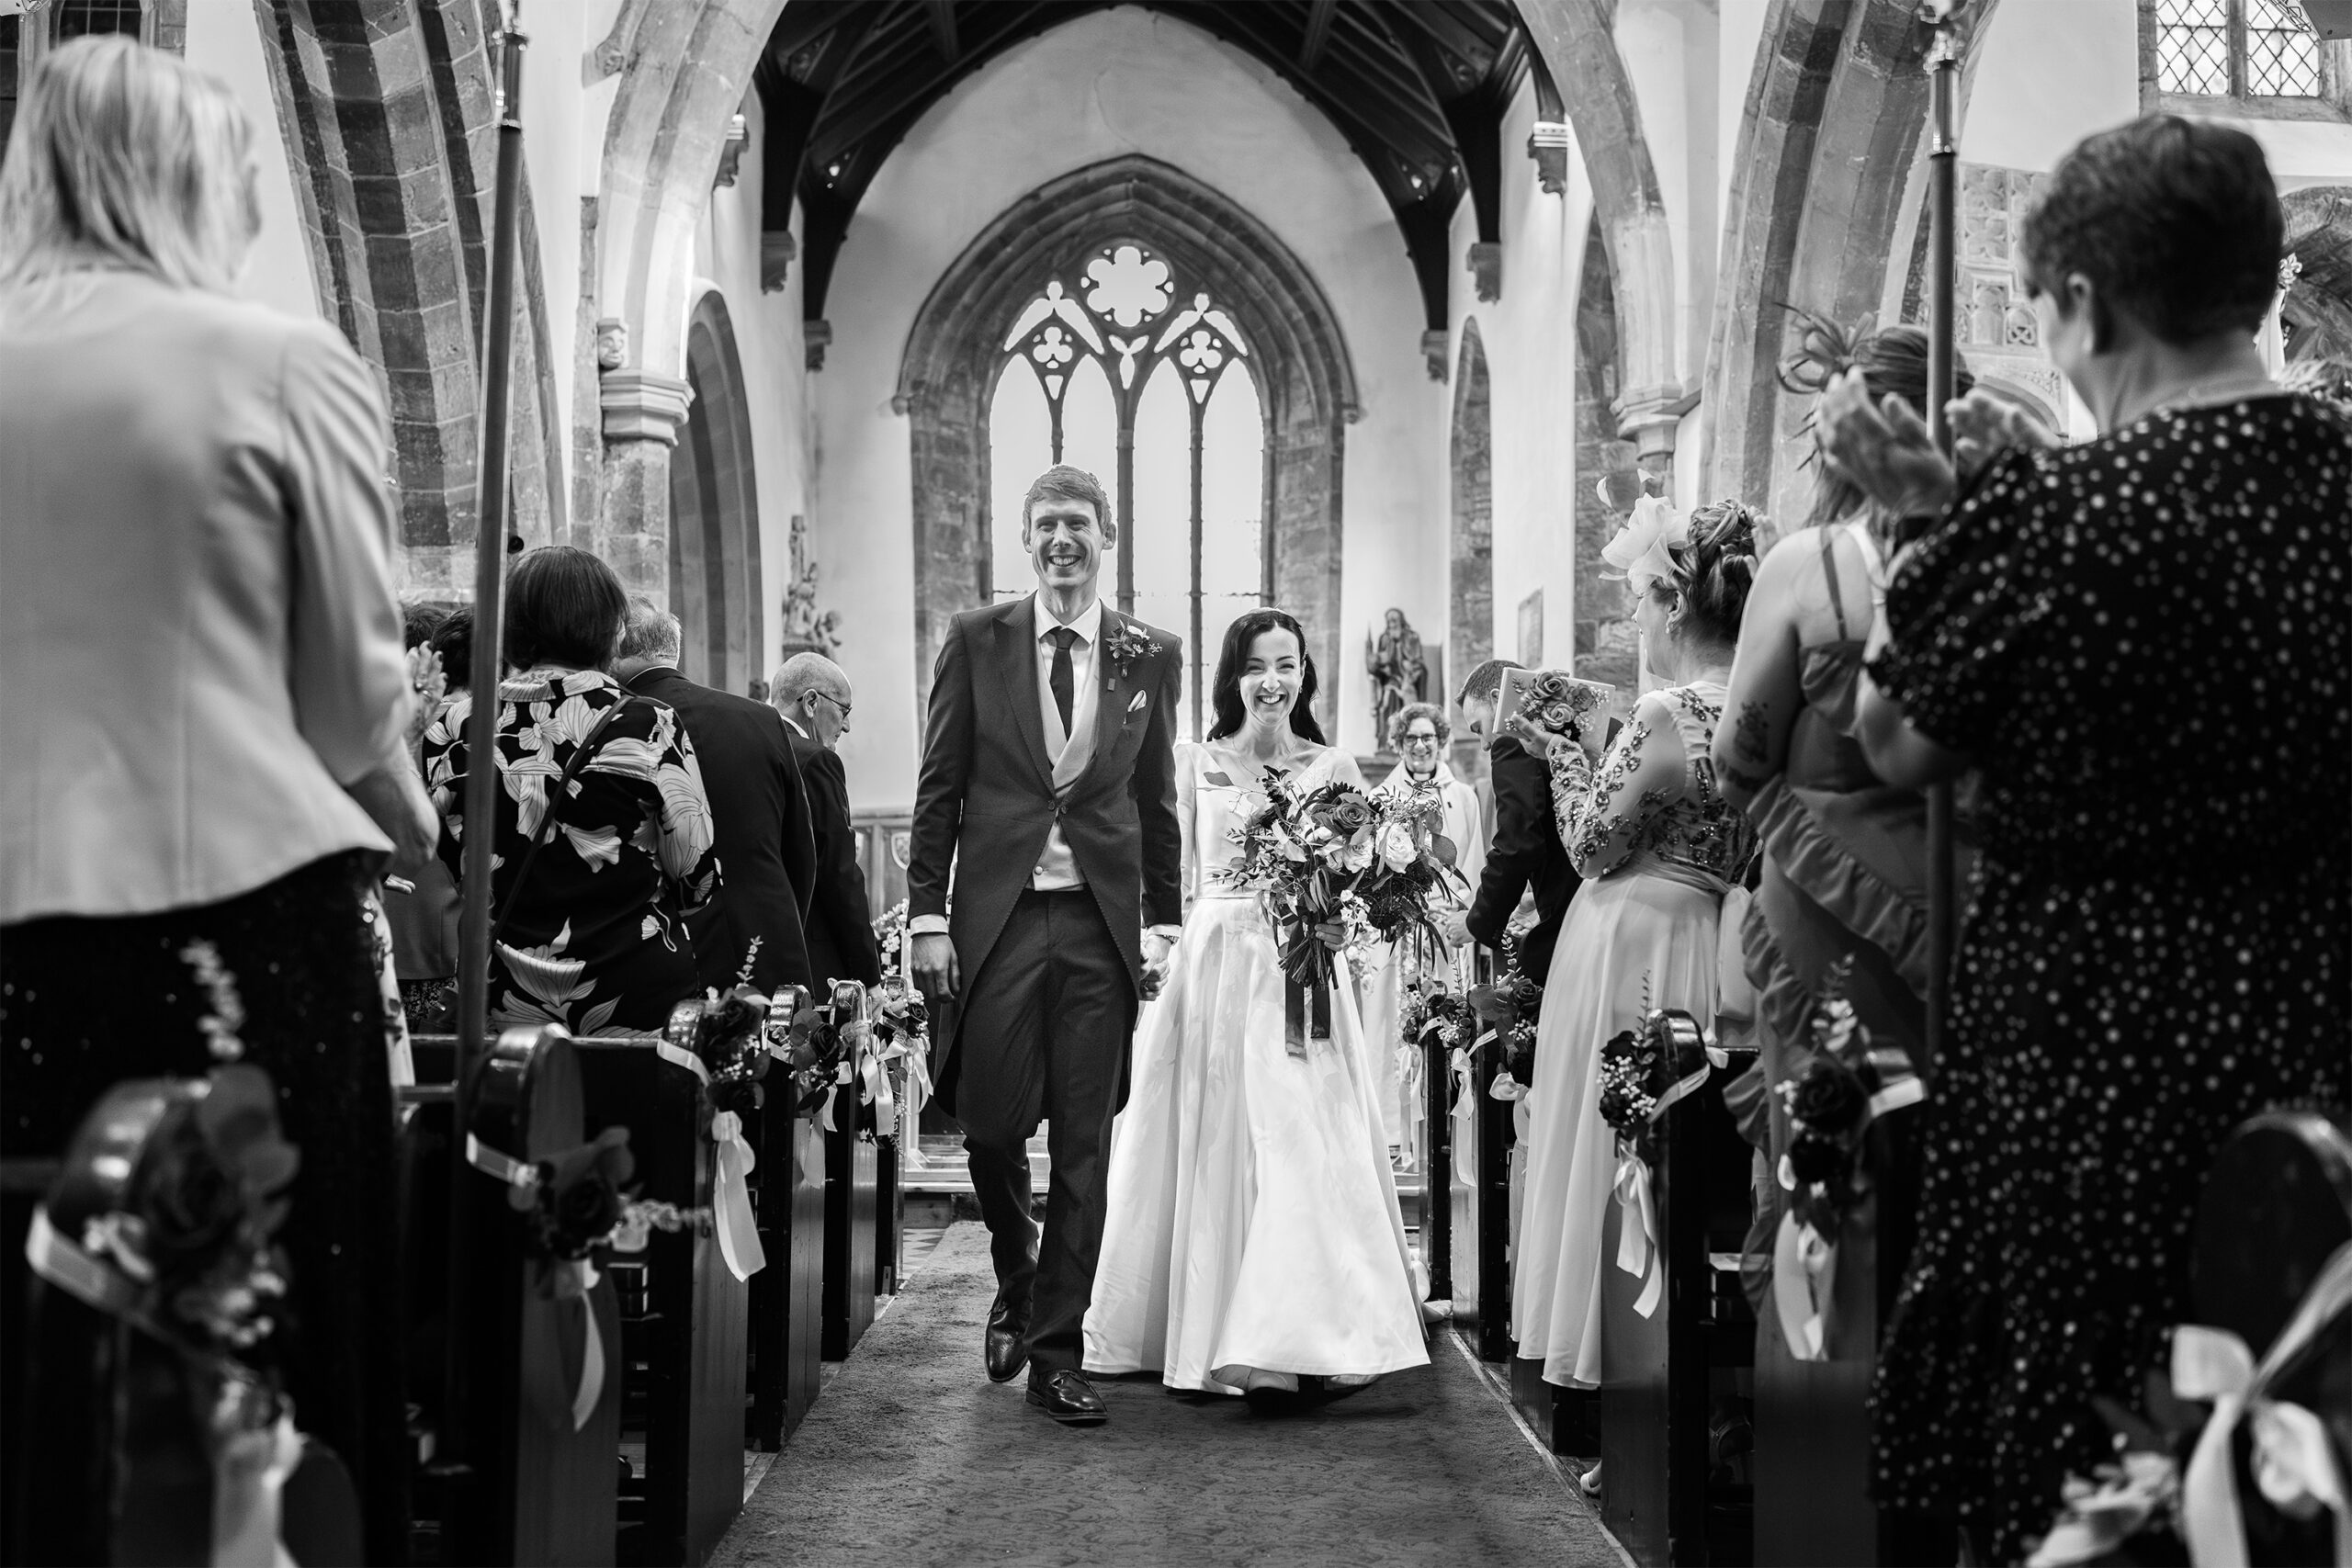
[1083,740,1430,1393]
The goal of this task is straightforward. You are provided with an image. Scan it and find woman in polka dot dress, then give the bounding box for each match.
[1822,115,2351,1562]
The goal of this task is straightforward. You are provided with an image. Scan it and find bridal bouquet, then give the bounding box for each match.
[1214,767,1466,1050]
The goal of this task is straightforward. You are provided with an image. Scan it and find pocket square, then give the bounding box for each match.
[1126,691,1148,715]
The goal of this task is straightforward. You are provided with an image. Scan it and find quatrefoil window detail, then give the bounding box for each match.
[1083,245,1173,328]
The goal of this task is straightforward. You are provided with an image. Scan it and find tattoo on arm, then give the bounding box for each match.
[1733,701,1770,764]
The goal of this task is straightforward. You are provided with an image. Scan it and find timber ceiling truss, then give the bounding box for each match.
[754,0,1557,337]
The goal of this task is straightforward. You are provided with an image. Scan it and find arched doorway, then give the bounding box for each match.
[668,293,763,694]
[1450,321,1493,696]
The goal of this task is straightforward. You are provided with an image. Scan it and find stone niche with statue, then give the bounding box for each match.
[777,513,842,667]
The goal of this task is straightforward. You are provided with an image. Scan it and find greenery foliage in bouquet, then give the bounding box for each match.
[1467,964,1543,1095]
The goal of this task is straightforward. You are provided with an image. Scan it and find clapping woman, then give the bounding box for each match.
[1823,116,2351,1560]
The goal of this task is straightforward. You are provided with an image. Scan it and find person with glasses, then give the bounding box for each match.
[773,653,882,990]
[1359,703,1485,1168]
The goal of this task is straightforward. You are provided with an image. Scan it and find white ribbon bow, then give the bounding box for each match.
[2173,1241,2352,1568]
[1770,1212,1837,1361]
[1613,1149,1665,1318]
[209,1413,302,1568]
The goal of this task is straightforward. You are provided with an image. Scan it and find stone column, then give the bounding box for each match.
[597,368,695,601]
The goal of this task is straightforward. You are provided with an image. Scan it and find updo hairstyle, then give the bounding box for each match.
[1655,501,1761,649]
[2019,115,2281,346]
[1781,313,1974,528]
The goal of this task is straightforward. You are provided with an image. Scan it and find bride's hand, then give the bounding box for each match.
[1501,712,1556,759]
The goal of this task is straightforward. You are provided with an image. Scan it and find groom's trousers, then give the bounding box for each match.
[953,886,1133,1373]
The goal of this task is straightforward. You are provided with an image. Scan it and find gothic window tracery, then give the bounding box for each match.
[989,242,1268,740]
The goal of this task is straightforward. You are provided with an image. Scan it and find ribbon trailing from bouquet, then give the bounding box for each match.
[25,1209,303,1567]
[857,1030,898,1142]
[466,1134,539,1192]
[1283,946,1333,1058]
[2174,1241,2352,1568]
[1612,1147,1666,1318]
[541,1256,606,1432]
[1770,1212,1838,1361]
[707,1111,765,1282]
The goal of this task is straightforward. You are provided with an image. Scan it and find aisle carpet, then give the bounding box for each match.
[714,1224,1623,1568]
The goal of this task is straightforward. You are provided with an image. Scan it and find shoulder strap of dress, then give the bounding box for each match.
[1818,527,1851,640]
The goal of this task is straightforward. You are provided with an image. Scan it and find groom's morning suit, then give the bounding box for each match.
[909,592,1182,1374]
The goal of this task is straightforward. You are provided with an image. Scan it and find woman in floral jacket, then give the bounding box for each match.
[424,547,718,1034]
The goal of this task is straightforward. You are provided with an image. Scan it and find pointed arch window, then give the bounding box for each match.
[987,243,1268,740]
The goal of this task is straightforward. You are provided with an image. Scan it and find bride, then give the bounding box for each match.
[1084,608,1430,1405]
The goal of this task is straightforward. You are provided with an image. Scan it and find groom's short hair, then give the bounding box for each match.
[1458,658,1522,707]
[1021,464,1112,532]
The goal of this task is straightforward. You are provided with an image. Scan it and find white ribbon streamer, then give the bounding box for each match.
[1770,1212,1837,1361]
[1613,1150,1665,1318]
[209,1413,300,1568]
[2174,1241,2352,1568]
[707,1110,766,1281]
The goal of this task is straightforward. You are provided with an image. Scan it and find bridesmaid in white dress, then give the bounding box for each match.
[1085,609,1430,1405]
[1505,500,1759,1455]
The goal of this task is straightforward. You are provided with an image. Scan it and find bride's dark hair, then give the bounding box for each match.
[1207,608,1326,744]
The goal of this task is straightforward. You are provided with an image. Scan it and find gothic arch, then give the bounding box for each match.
[896,154,1359,709]
[669,293,764,694]
[1450,321,1493,693]
[1574,212,1641,694]
[1702,0,2007,519]
[252,0,562,597]
[1513,0,1682,456]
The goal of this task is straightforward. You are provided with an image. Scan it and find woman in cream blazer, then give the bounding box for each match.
[0,39,432,1561]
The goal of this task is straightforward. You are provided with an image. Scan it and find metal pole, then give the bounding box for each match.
[1188,393,1205,739]
[1923,11,1963,1073]
[441,0,527,1482]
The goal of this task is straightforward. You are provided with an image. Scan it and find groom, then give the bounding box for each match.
[907,464,1183,1426]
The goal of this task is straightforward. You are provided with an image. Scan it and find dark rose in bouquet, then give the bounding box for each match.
[1786,1057,1867,1139]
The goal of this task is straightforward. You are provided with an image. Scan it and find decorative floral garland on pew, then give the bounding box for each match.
[1763,958,1924,1361]
[1597,996,1723,1318]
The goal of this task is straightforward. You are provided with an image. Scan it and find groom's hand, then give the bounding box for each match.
[1139,929,1175,1001]
[910,932,960,998]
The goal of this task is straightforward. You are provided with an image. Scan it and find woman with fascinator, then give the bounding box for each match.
[1502,499,1759,1459]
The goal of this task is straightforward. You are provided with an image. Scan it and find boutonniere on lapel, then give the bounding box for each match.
[1102,618,1161,683]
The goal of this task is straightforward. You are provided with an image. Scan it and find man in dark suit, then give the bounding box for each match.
[771,652,883,990]
[1445,658,1580,981]
[612,601,817,993]
[906,464,1182,1427]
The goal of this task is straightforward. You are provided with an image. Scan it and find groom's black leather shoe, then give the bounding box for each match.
[985,1289,1030,1384]
[1026,1368,1108,1425]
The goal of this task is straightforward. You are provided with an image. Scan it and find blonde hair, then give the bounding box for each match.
[0,37,261,292]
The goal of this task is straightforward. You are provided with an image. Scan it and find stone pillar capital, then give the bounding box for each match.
[1467,241,1502,304]
[1613,384,1700,464]
[600,368,695,446]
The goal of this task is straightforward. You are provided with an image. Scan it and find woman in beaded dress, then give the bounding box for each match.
[1506,501,1760,1427]
[1822,117,2351,1561]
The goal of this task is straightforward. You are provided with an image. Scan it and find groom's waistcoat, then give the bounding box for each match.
[907,595,1183,1034]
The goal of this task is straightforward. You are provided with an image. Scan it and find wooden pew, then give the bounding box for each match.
[1751,1117,1920,1567]
[571,1038,746,1568]
[1600,1016,1758,1567]
[820,983,882,1360]
[402,1029,624,1567]
[746,1095,826,1450]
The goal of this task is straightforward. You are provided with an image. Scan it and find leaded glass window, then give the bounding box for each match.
[988,243,1269,741]
[54,0,148,40]
[2155,0,2323,98]
[2245,0,2323,96]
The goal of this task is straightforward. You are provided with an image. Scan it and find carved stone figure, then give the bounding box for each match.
[777,513,842,655]
[1366,607,1425,751]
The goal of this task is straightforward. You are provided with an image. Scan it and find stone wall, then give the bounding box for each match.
[1448,322,1494,687]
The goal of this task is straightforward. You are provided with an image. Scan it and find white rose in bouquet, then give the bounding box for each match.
[1377,819,1419,873]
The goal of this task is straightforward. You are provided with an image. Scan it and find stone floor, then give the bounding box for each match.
[712,1223,1624,1568]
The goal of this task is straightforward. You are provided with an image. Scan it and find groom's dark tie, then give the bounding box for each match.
[1048,626,1078,737]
